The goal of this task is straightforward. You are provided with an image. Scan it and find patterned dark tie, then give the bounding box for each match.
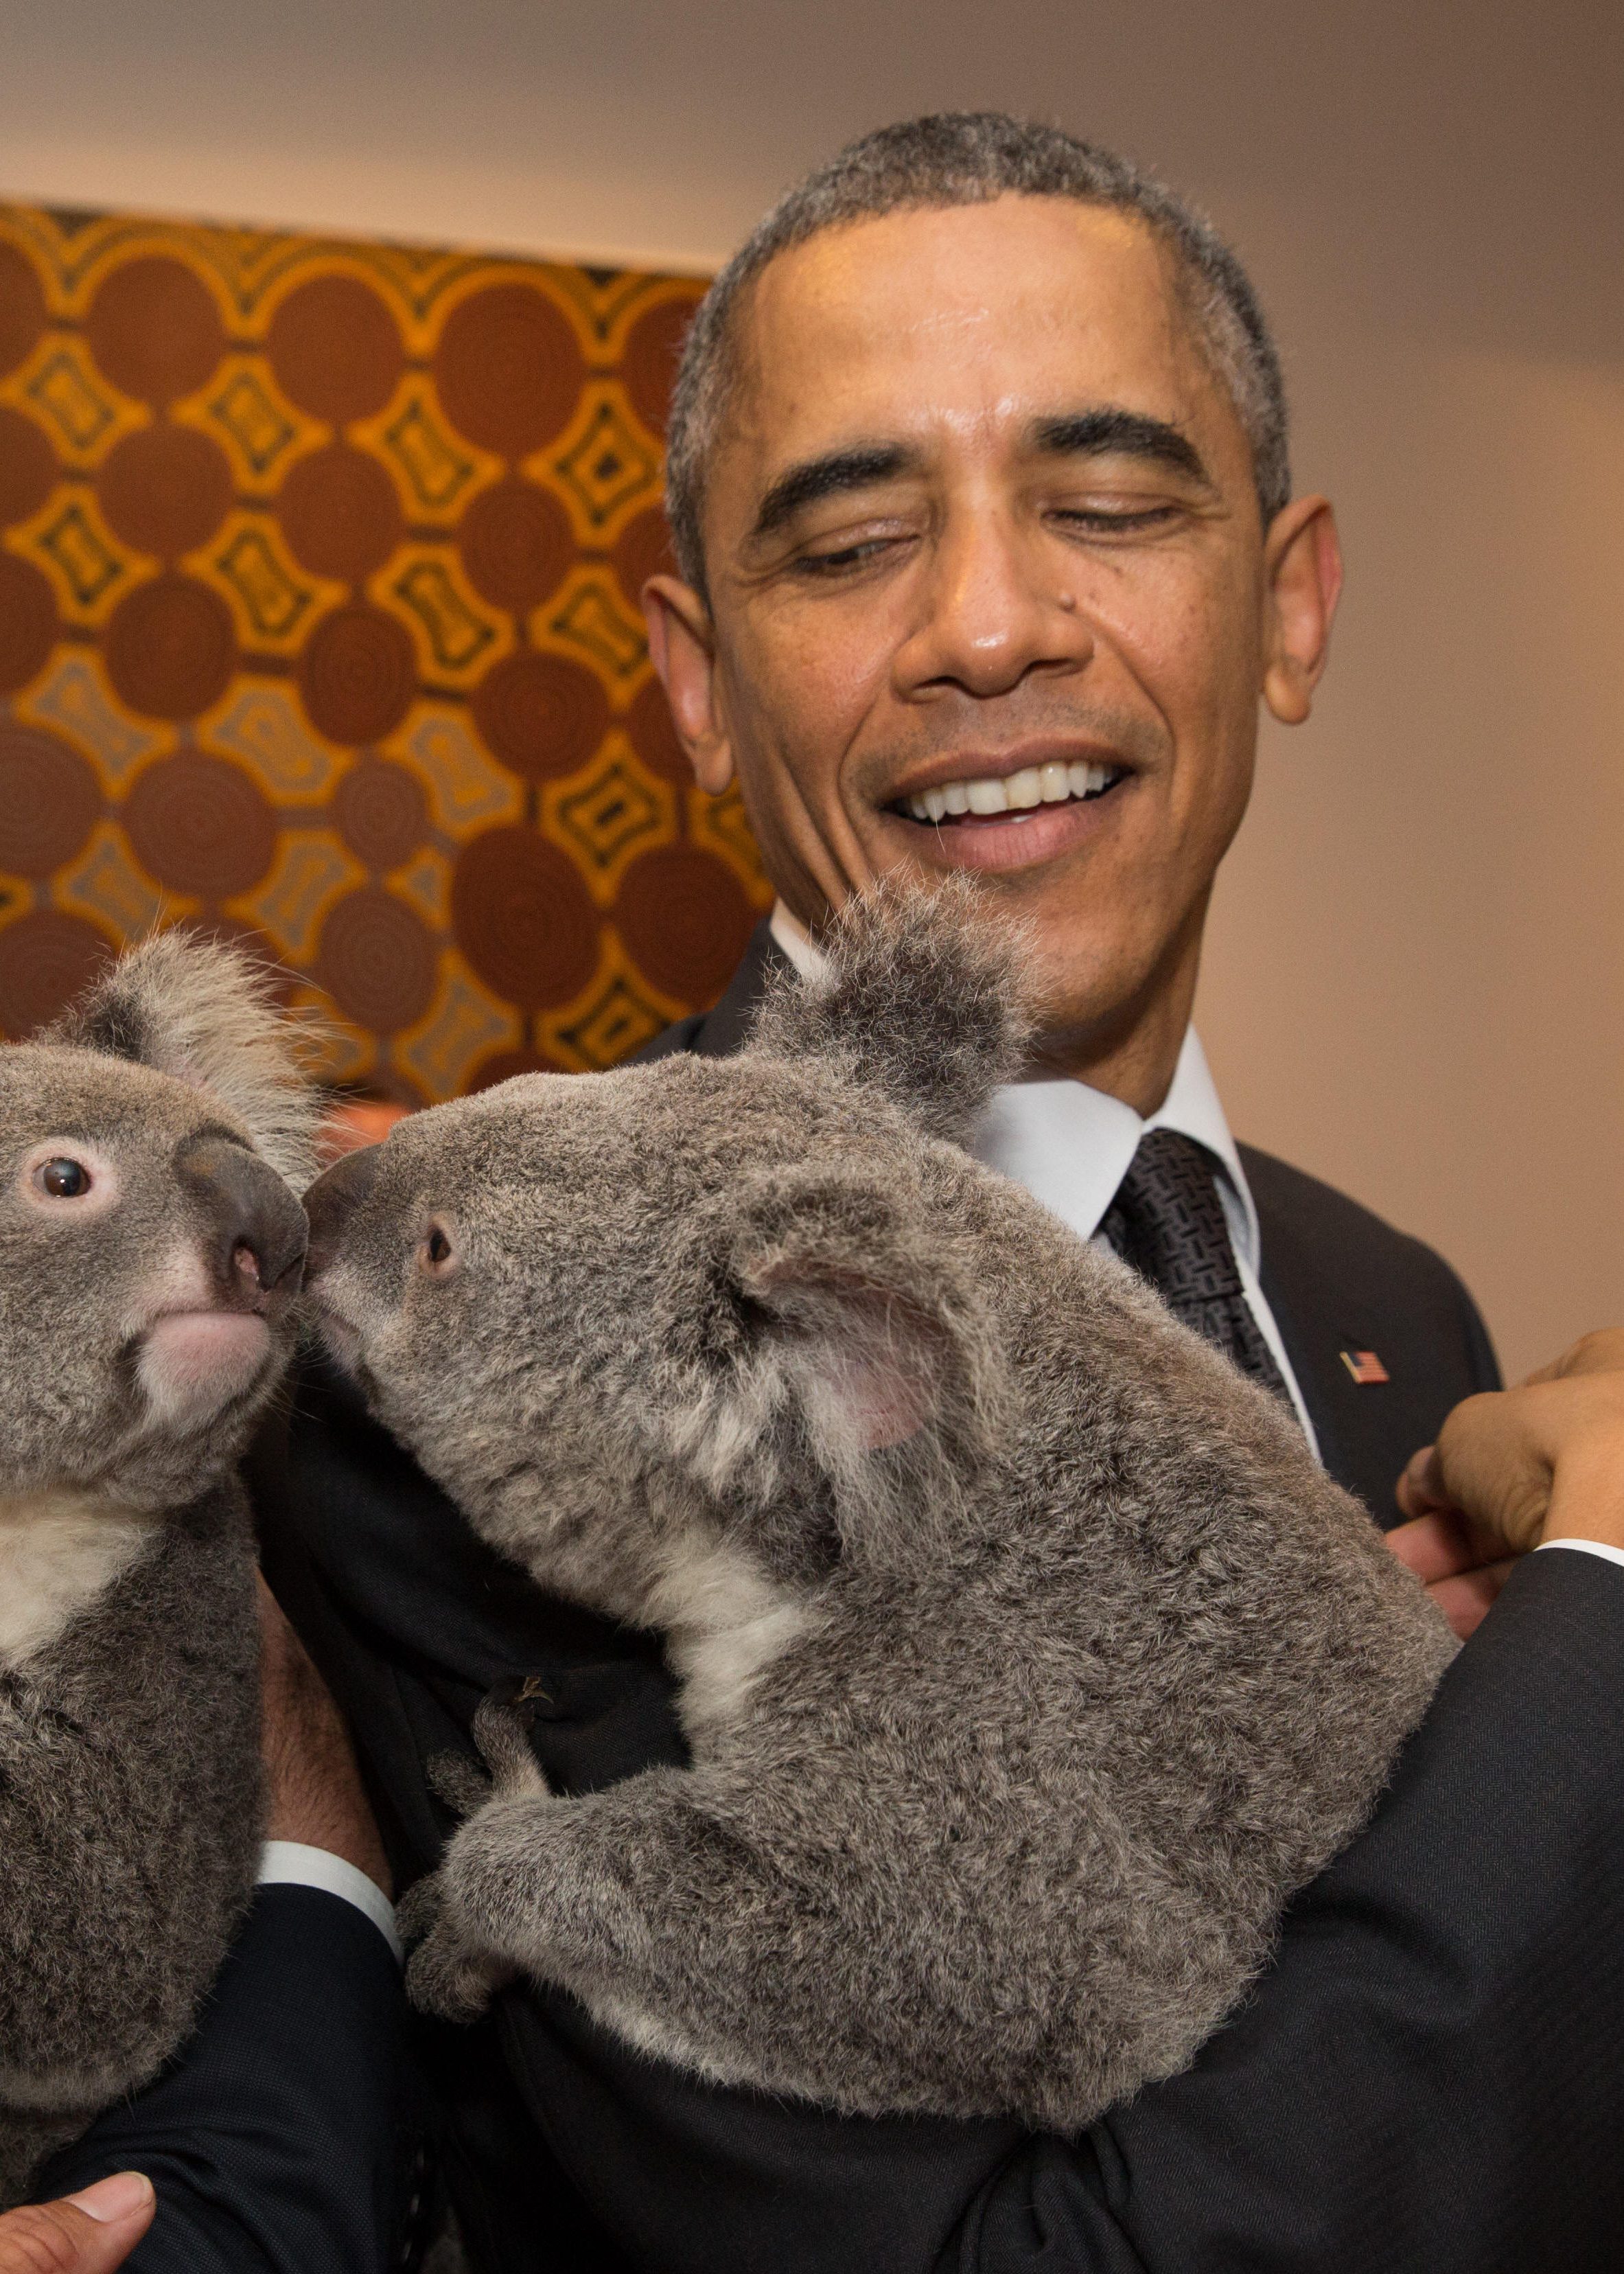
[1099,1127,1292,1404]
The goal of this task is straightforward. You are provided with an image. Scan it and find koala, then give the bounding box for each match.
[0,934,315,2207]
[304,884,1454,2132]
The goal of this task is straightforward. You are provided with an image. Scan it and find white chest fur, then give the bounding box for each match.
[0,1492,157,1670]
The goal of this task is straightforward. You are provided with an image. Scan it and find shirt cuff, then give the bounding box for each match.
[1536,1538,1624,1572]
[258,1839,403,1964]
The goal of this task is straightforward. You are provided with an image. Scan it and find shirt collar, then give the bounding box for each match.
[767,900,1259,1268]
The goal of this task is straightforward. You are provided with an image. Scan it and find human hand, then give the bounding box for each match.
[0,2172,154,2273]
[258,1575,393,1897]
[1389,1331,1624,1637]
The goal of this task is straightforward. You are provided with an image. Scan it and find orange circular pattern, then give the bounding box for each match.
[434,283,585,459]
[97,422,233,559]
[0,203,773,1082]
[0,909,113,1037]
[614,844,756,1004]
[85,257,226,408]
[0,406,56,529]
[459,474,572,615]
[0,726,102,877]
[452,827,598,1009]
[279,441,404,584]
[0,551,59,694]
[104,573,235,720]
[268,275,405,428]
[316,886,437,1033]
[471,650,611,783]
[299,602,417,748]
[124,753,277,899]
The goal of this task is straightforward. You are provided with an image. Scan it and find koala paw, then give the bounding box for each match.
[426,1747,494,1823]
[471,1677,553,1803]
[399,1870,509,2024]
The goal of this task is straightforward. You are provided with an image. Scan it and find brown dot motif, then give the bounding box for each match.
[624,673,691,785]
[434,284,585,460]
[0,908,114,1039]
[452,827,597,1009]
[620,290,705,438]
[124,752,277,899]
[471,650,610,783]
[267,275,405,428]
[459,475,572,615]
[97,422,234,559]
[316,885,437,1033]
[279,441,404,584]
[615,844,754,1004]
[0,243,47,381]
[299,602,417,748]
[332,757,429,871]
[0,726,102,877]
[85,257,226,408]
[104,573,235,721]
[0,406,56,529]
[0,551,60,694]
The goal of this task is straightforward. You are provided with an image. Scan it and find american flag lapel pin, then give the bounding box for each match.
[1340,1348,1391,1386]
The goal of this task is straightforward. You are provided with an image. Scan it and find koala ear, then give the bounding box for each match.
[49,931,319,1188]
[743,876,1035,1145]
[691,1164,1014,1561]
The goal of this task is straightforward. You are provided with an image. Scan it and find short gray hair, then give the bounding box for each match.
[664,112,1290,598]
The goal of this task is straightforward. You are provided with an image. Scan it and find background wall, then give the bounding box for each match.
[1,0,1619,1377]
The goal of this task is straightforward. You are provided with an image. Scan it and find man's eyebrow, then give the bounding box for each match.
[1029,408,1208,485]
[750,444,916,541]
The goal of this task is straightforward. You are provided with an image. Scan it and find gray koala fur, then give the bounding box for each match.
[0,934,316,2207]
[308,882,1456,2131]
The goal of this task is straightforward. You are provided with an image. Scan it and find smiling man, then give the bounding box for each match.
[639,116,1493,1526]
[234,115,1624,2274]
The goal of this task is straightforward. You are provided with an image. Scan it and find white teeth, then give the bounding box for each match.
[901,763,1119,821]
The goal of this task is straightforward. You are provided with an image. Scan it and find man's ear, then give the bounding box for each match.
[643,573,734,795]
[49,931,318,1188]
[686,1166,1013,1562]
[1261,495,1343,725]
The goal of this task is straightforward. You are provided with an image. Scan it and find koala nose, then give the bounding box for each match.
[303,1143,381,1285]
[180,1137,308,1305]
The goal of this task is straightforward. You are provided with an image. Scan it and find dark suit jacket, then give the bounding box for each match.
[87,922,1624,2271]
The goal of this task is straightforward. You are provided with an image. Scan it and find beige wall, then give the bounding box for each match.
[3,0,1619,1376]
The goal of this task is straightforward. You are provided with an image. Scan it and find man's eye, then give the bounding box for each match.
[37,1158,92,1199]
[796,536,904,577]
[1053,505,1180,535]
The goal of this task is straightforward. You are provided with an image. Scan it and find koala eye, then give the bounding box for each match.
[36,1157,93,1199]
[419,1221,456,1276]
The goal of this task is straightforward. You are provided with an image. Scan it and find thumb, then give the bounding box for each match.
[0,2172,155,2273]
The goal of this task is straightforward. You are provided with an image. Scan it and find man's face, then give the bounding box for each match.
[649,196,1338,1087]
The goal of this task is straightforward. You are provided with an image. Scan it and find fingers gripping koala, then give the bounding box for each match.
[0,935,316,2207]
[306,885,1454,2131]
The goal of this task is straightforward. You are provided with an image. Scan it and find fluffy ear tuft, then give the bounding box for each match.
[49,931,321,1188]
[744,877,1034,1145]
[684,1164,1014,1563]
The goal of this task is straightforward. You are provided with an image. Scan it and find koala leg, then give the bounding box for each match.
[430,1767,817,2095]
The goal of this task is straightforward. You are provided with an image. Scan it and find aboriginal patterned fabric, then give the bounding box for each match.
[0,204,771,1098]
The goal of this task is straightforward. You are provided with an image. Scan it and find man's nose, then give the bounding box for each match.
[896,509,1092,698]
[303,1144,382,1284]
[180,1138,308,1302]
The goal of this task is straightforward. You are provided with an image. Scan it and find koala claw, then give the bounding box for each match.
[399,1872,507,2023]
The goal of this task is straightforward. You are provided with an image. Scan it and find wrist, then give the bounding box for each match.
[1540,1429,1624,1554]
